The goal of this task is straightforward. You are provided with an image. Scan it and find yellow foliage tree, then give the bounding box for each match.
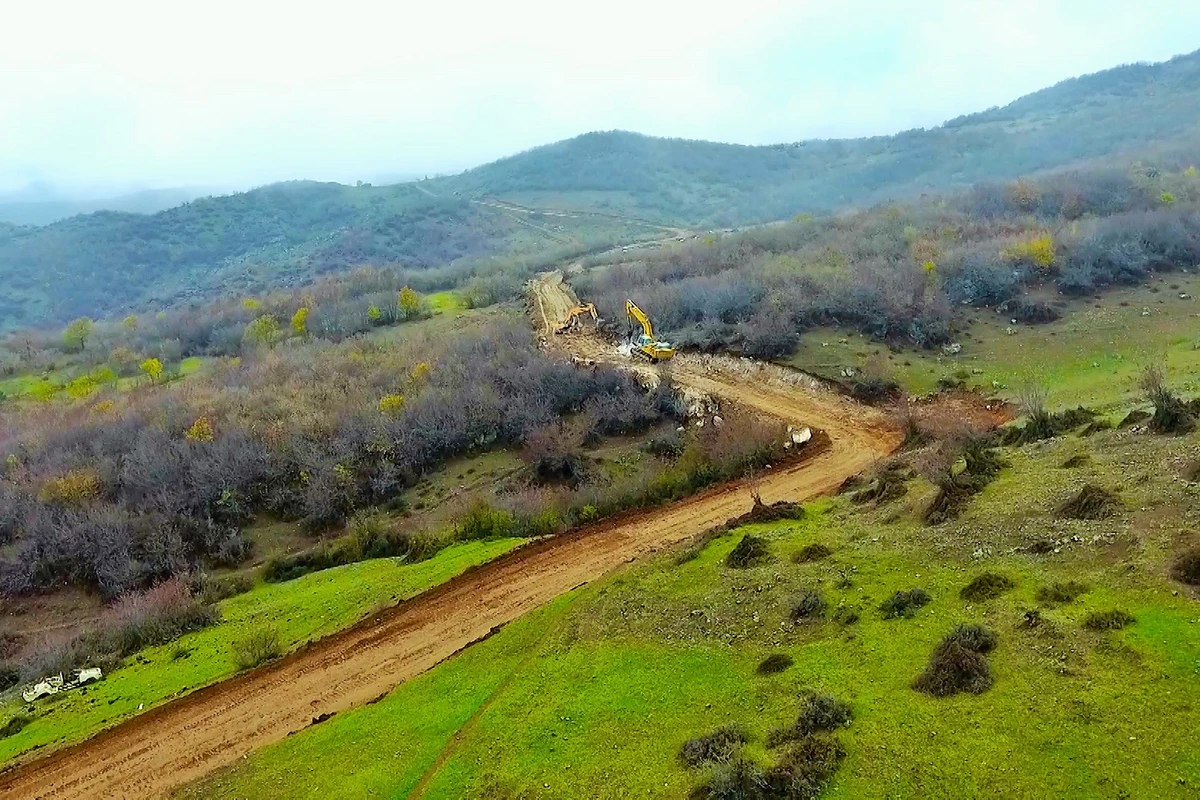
[398,286,422,320]
[409,361,431,385]
[367,304,383,323]
[1161,191,1176,206]
[122,314,139,331]
[378,393,405,416]
[1004,234,1056,270]
[1186,165,1198,178]
[39,469,102,505]
[242,298,262,310]
[140,357,164,383]
[243,315,280,347]
[62,317,94,352]
[186,416,215,442]
[291,306,310,336]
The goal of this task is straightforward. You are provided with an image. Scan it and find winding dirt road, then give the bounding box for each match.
[0,276,900,799]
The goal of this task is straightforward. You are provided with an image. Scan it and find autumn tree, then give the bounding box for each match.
[140,357,164,383]
[62,317,94,352]
[243,315,280,348]
[291,306,310,336]
[398,286,422,320]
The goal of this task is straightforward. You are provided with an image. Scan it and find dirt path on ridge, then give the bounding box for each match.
[0,275,899,800]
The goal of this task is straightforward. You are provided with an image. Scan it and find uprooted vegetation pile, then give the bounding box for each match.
[1171,549,1200,586]
[726,535,773,569]
[1036,581,1089,603]
[914,624,998,697]
[1083,609,1136,631]
[923,437,1006,525]
[1002,406,1097,445]
[1057,485,1122,520]
[960,573,1015,602]
[685,692,853,799]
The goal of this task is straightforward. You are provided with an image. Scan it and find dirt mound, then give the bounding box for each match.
[1057,485,1121,520]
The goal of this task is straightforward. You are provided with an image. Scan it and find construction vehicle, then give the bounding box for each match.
[624,300,675,362]
[555,303,598,334]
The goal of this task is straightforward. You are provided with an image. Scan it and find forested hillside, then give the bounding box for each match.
[2,49,1198,331]
[442,50,1200,224]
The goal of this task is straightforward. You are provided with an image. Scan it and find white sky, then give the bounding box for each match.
[2,0,1198,194]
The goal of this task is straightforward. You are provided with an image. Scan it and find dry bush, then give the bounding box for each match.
[1083,609,1135,631]
[914,624,997,697]
[1140,363,1196,434]
[679,724,748,768]
[757,654,794,675]
[726,535,771,569]
[960,573,1015,602]
[879,588,932,619]
[1057,485,1121,520]
[0,714,31,740]
[1171,549,1200,586]
[792,543,832,564]
[789,591,827,622]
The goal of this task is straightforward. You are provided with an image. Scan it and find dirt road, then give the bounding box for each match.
[0,278,899,800]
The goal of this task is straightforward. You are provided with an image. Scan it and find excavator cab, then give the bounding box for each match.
[624,300,675,362]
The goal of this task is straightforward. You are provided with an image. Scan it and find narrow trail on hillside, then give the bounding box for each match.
[0,275,900,800]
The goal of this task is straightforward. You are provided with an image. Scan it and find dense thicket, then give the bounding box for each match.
[0,324,661,597]
[575,163,1200,354]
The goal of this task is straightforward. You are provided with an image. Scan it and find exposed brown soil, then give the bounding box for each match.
[0,273,900,799]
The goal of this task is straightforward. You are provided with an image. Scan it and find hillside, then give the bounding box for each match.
[438,50,1200,224]
[2,49,1199,331]
[0,187,213,227]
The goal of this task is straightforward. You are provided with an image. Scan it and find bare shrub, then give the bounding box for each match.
[1036,582,1088,603]
[1171,549,1200,586]
[960,573,1014,602]
[1083,609,1135,631]
[1057,485,1121,520]
[679,724,748,768]
[793,543,832,564]
[726,535,771,569]
[879,588,932,619]
[914,624,998,697]
[790,591,827,621]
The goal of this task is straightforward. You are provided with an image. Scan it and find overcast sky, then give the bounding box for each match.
[3,0,1198,195]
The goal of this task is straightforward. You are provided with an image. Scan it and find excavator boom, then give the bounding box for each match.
[624,299,675,362]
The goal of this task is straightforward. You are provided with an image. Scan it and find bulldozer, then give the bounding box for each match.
[555,302,598,334]
[624,299,675,362]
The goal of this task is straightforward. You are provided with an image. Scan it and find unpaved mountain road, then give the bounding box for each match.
[0,278,899,800]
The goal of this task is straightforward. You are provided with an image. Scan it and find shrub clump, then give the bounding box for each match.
[849,466,908,506]
[1083,609,1135,631]
[0,663,20,693]
[960,573,1015,602]
[1170,549,1200,586]
[792,543,833,564]
[0,714,32,740]
[1002,406,1097,445]
[1060,453,1091,469]
[680,723,748,768]
[232,626,282,671]
[790,590,828,622]
[1057,485,1121,520]
[790,692,853,738]
[924,437,1005,525]
[1036,581,1089,603]
[757,654,794,675]
[913,624,998,697]
[879,588,932,619]
[726,535,772,569]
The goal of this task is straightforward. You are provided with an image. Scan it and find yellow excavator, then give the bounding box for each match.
[625,300,675,362]
[555,303,598,334]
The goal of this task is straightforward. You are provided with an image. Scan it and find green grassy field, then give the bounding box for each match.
[787,273,1200,411]
[0,538,522,766]
[182,421,1200,798]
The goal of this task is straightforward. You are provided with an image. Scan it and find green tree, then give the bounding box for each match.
[62,317,94,352]
[121,314,138,331]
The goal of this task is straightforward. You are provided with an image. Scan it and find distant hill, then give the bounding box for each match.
[436,50,1200,225]
[0,187,218,226]
[2,49,1199,331]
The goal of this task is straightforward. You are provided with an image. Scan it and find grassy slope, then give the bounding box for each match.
[0,538,522,765]
[182,281,1200,798]
[185,420,1200,797]
[787,272,1200,410]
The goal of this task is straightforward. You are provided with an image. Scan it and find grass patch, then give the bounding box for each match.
[1083,610,1136,631]
[1037,582,1089,603]
[232,627,282,671]
[960,573,1015,602]
[1057,484,1122,520]
[878,588,932,619]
